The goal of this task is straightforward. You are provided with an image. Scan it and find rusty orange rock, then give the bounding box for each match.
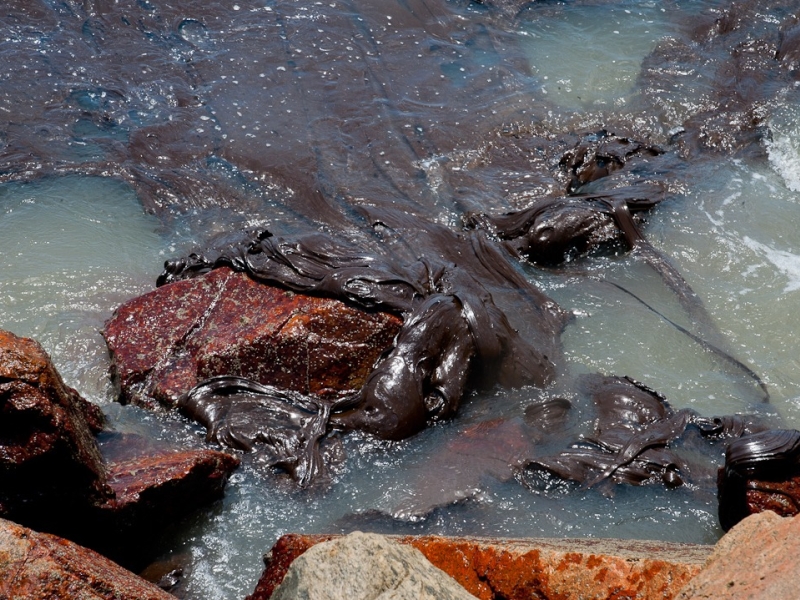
[247,533,709,600]
[104,267,403,408]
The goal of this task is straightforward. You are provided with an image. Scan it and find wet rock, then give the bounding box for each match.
[0,329,111,529]
[0,517,174,600]
[97,442,239,554]
[0,329,239,566]
[84,433,239,569]
[676,511,800,599]
[249,533,709,600]
[717,429,800,531]
[267,531,478,600]
[102,442,239,520]
[103,267,403,409]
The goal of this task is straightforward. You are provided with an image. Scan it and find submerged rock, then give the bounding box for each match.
[267,531,478,600]
[393,417,538,520]
[103,267,403,409]
[249,532,709,600]
[0,329,111,528]
[0,517,175,600]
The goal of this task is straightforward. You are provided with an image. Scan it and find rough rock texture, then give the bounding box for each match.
[0,517,175,600]
[0,329,111,527]
[269,531,478,600]
[103,267,403,409]
[0,329,239,565]
[88,437,239,567]
[249,533,709,600]
[102,445,239,517]
[676,511,800,599]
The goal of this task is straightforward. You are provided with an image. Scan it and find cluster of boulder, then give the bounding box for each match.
[0,327,239,586]
[4,262,800,598]
[249,510,800,600]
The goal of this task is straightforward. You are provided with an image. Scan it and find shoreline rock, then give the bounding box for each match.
[0,328,239,571]
[103,267,403,409]
[0,517,175,600]
[249,532,710,600]
[90,438,240,570]
[269,531,478,599]
[0,329,111,530]
[677,511,800,599]
[252,511,800,600]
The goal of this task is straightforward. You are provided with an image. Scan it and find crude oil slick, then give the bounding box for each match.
[3,0,800,598]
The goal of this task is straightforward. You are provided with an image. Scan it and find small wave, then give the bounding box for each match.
[767,108,800,192]
[742,236,800,293]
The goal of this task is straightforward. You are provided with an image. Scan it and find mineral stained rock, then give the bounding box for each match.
[0,329,111,527]
[676,511,800,599]
[268,531,478,600]
[0,517,175,600]
[249,533,709,600]
[102,444,239,518]
[103,267,403,409]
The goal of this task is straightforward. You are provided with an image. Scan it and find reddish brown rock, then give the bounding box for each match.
[80,433,240,568]
[0,517,174,600]
[0,329,240,570]
[0,329,111,526]
[101,443,239,524]
[104,267,403,409]
[676,511,800,599]
[248,533,709,600]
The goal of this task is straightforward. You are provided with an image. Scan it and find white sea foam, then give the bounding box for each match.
[742,236,800,293]
[767,106,800,192]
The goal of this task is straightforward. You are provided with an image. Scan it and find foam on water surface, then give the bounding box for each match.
[767,104,800,193]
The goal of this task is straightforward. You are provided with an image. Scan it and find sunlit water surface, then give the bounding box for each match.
[3,2,800,599]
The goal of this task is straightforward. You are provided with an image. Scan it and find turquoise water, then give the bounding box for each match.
[2,1,800,598]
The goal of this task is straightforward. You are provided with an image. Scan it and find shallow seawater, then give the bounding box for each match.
[520,1,679,110]
[0,176,166,399]
[3,0,800,598]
